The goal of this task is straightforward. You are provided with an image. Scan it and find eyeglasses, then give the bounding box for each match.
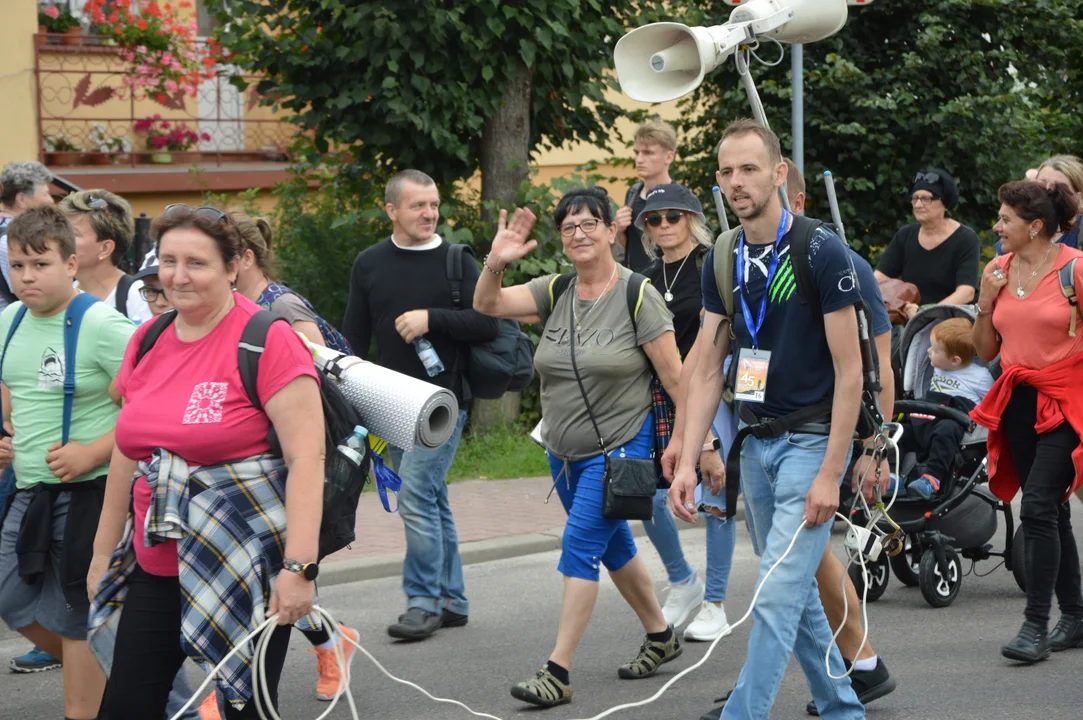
[911,195,942,206]
[645,210,683,227]
[913,172,941,185]
[86,196,108,210]
[139,285,165,302]
[162,203,228,225]
[558,218,601,237]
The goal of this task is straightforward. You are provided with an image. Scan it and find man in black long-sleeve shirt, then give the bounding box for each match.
[343,169,499,642]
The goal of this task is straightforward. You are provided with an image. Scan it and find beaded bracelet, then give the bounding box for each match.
[482,254,505,276]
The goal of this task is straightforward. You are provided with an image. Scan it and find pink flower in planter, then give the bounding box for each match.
[164,79,178,92]
[150,135,168,149]
[44,5,60,19]
[200,132,211,142]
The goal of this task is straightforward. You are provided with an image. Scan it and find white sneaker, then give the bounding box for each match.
[661,574,705,627]
[683,602,732,642]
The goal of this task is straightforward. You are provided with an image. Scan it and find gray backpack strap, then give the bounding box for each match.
[1059,257,1078,337]
[712,228,742,346]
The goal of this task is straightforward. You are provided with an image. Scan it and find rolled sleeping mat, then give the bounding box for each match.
[306,342,459,451]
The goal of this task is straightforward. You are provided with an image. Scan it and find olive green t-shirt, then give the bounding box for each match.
[527,266,673,460]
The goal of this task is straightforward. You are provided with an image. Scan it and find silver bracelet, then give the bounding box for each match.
[483,254,506,276]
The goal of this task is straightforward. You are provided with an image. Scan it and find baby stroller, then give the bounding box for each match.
[849,305,1025,608]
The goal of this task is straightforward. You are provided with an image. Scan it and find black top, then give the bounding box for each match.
[624,191,660,273]
[876,223,980,304]
[342,238,501,405]
[644,244,708,359]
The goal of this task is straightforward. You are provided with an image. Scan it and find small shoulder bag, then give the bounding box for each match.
[567,281,656,521]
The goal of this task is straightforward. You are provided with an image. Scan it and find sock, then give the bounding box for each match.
[852,655,878,672]
[315,630,337,650]
[647,626,673,643]
[545,660,570,685]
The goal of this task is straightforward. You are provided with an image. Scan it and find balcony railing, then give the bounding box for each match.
[35,33,296,169]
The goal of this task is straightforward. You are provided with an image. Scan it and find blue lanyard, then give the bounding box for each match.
[736,210,789,349]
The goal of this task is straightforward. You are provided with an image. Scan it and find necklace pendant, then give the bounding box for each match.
[664,291,674,303]
[1016,287,1026,298]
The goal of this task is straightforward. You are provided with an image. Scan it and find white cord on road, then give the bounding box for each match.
[168,430,903,720]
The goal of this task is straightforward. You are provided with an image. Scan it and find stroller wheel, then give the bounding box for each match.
[919,546,962,608]
[1011,526,1026,594]
[889,536,921,587]
[848,552,890,602]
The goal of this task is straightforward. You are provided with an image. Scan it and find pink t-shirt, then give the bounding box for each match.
[115,293,319,576]
[992,245,1083,370]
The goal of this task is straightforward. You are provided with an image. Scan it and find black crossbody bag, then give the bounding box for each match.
[567,282,656,521]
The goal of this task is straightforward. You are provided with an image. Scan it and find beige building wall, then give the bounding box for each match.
[0,2,41,172]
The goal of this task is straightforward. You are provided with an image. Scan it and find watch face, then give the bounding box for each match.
[303,563,319,581]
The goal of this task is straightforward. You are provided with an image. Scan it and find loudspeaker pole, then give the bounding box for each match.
[792,43,804,176]
[737,50,791,213]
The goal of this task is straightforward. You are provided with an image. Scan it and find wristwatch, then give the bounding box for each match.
[283,559,319,581]
[701,438,721,453]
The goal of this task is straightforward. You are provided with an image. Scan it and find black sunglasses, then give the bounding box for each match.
[645,210,683,227]
[162,203,229,225]
[913,172,941,185]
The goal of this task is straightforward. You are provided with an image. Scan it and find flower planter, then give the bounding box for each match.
[150,152,174,164]
[44,152,80,167]
[36,26,47,48]
[60,27,83,46]
[89,153,112,166]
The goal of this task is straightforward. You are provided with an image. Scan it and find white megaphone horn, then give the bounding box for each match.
[613,0,849,103]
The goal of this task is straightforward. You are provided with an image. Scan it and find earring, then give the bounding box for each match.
[1030,231,1037,239]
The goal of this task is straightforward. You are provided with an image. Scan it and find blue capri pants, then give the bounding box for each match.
[547,413,654,581]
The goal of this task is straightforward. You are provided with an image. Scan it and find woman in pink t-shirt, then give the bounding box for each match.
[974,180,1083,665]
[87,205,325,719]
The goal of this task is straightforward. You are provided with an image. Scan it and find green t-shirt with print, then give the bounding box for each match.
[0,297,135,489]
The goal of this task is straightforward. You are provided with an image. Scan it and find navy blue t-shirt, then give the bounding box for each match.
[702,223,862,418]
[851,250,891,337]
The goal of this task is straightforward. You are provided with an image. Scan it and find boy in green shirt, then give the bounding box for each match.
[0,205,133,720]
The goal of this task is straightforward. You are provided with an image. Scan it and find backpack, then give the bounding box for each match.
[135,309,369,560]
[548,271,674,483]
[0,292,100,447]
[711,216,886,517]
[446,244,535,400]
[256,282,353,355]
[115,273,134,319]
[1059,257,1079,337]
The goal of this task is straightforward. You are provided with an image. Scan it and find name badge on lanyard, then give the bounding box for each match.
[733,210,788,403]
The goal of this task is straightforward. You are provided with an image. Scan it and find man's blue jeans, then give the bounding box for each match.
[721,432,864,720]
[387,410,469,616]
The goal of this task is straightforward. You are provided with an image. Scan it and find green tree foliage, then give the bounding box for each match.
[216,0,661,185]
[670,0,1083,257]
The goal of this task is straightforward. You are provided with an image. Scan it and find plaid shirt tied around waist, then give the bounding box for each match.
[89,449,321,711]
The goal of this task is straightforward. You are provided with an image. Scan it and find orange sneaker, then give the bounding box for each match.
[198,692,222,720]
[311,623,359,701]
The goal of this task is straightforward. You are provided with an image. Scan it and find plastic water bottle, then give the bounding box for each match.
[412,336,444,377]
[337,426,368,467]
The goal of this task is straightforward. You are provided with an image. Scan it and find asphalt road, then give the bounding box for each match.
[2,516,1082,720]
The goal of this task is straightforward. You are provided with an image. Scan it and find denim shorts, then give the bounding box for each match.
[547,413,653,581]
[0,490,89,640]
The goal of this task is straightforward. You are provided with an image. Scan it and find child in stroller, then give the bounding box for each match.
[902,318,993,499]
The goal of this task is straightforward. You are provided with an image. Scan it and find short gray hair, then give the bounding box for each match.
[385,169,436,206]
[642,212,714,258]
[0,162,52,208]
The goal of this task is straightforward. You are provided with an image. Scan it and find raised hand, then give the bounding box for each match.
[488,208,539,268]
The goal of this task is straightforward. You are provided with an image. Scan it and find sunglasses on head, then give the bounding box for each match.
[645,210,683,227]
[162,203,229,225]
[86,196,108,210]
[913,172,941,185]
